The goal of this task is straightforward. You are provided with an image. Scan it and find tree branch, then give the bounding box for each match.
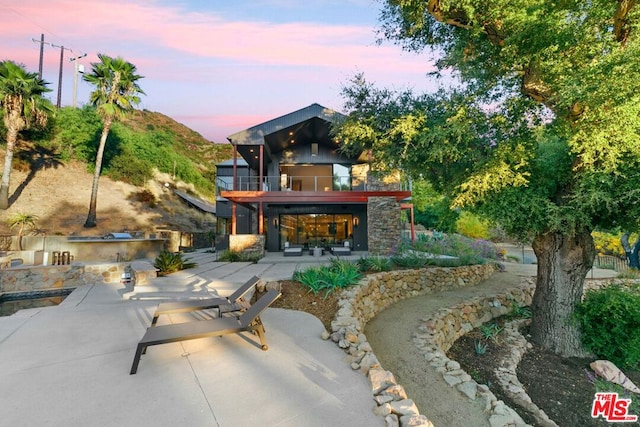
[613,0,636,46]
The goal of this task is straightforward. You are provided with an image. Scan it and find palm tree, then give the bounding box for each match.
[82,54,144,227]
[0,61,54,209]
[7,212,38,250]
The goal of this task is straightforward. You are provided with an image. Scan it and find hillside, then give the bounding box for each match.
[0,160,218,236]
[0,110,233,236]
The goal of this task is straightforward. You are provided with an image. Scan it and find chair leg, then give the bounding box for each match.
[254,325,268,351]
[151,314,159,326]
[130,344,145,375]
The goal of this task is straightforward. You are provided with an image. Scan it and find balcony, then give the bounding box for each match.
[217,175,412,205]
[217,175,368,193]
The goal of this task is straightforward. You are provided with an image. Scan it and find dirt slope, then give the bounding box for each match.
[0,160,214,236]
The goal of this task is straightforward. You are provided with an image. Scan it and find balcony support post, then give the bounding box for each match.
[258,145,264,234]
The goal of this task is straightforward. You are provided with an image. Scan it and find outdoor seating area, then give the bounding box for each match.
[283,244,304,256]
[130,288,282,374]
[149,276,260,326]
[330,245,351,256]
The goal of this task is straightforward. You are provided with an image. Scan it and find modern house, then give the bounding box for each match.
[215,103,414,255]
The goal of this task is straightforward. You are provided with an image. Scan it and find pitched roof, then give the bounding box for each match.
[226,103,344,146]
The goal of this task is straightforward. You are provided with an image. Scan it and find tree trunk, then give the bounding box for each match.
[621,233,640,269]
[0,127,18,210]
[84,120,111,228]
[530,229,595,357]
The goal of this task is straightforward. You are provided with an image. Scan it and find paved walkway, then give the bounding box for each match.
[0,251,617,427]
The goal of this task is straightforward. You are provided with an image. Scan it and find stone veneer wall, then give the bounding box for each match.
[328,264,534,427]
[0,263,128,294]
[229,234,265,257]
[367,197,402,255]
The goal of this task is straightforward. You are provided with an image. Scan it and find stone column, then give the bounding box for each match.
[367,197,401,255]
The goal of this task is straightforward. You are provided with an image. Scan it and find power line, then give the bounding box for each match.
[31,36,83,108]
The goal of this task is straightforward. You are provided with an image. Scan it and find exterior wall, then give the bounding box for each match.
[367,197,401,255]
[271,143,350,171]
[215,200,253,234]
[229,234,265,257]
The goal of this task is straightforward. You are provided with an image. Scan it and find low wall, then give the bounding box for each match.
[329,263,529,427]
[15,236,166,263]
[0,263,128,295]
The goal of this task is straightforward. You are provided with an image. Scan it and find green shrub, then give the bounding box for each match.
[357,255,393,272]
[107,152,154,186]
[293,259,362,298]
[153,251,197,276]
[575,283,640,369]
[218,250,242,262]
[390,251,431,268]
[592,230,627,258]
[456,211,490,239]
[217,250,261,263]
[411,233,501,261]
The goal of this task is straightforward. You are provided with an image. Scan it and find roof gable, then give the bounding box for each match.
[227,103,344,146]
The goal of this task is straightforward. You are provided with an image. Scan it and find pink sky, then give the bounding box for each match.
[1,0,439,143]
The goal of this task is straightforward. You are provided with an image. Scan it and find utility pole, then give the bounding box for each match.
[51,44,72,108]
[31,33,45,79]
[69,53,87,108]
[31,36,83,108]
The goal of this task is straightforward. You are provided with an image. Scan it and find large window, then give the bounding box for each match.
[278,214,353,249]
[279,164,352,191]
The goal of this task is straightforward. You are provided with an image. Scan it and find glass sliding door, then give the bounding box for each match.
[278,213,354,250]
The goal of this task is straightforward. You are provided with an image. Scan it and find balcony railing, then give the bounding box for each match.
[216,175,414,197]
[217,175,369,192]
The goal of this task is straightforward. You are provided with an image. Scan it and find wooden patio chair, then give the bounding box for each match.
[130,288,281,374]
[150,276,260,326]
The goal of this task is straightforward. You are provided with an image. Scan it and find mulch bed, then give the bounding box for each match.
[448,321,640,426]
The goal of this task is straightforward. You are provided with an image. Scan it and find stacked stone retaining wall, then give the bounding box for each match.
[329,264,534,426]
[329,264,615,427]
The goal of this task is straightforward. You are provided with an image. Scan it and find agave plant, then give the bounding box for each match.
[153,251,197,276]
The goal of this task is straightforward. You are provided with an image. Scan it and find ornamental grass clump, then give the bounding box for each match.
[293,258,362,298]
[153,251,197,276]
[356,255,393,272]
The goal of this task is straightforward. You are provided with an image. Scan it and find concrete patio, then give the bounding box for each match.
[0,252,381,426]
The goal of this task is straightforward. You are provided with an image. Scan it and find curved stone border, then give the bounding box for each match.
[328,264,504,427]
[328,265,615,427]
[495,318,558,427]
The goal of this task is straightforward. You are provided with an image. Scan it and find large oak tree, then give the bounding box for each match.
[336,1,640,357]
